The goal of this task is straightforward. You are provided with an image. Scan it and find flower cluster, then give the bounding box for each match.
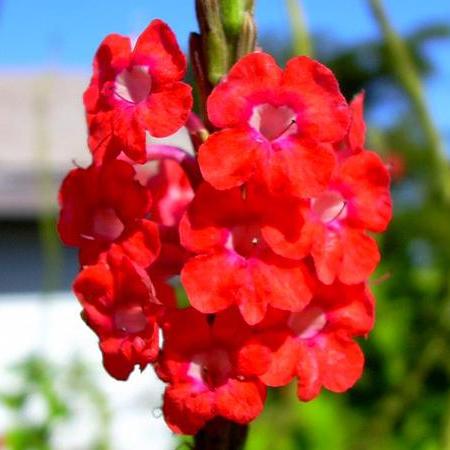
[58,19,392,435]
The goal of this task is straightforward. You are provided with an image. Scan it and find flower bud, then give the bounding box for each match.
[236,12,257,59]
[219,0,245,40]
[196,0,230,85]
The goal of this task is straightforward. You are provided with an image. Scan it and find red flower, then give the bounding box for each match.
[73,254,162,380]
[144,159,195,300]
[148,158,195,228]
[263,150,392,284]
[84,20,193,163]
[57,160,160,267]
[257,281,374,401]
[180,182,314,325]
[198,52,350,197]
[256,91,390,284]
[157,308,268,434]
[309,150,391,284]
[335,91,366,159]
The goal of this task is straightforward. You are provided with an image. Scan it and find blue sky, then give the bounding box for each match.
[0,0,449,142]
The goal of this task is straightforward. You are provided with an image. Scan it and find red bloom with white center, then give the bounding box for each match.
[180,182,314,325]
[84,20,193,163]
[73,255,162,380]
[283,92,390,284]
[309,150,392,284]
[157,308,268,434]
[265,149,392,284]
[57,160,160,267]
[258,281,374,401]
[198,52,350,197]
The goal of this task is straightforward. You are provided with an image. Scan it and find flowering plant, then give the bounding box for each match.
[58,1,392,447]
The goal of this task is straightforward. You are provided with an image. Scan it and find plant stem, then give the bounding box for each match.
[191,0,257,123]
[34,73,62,294]
[285,0,313,57]
[194,418,248,450]
[368,0,450,205]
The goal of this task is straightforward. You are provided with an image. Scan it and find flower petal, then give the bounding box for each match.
[178,184,237,254]
[340,151,392,232]
[73,263,114,311]
[138,82,192,137]
[216,379,266,424]
[318,282,375,336]
[261,201,311,260]
[199,127,266,190]
[311,226,343,285]
[250,256,313,313]
[163,384,214,435]
[181,252,246,314]
[318,334,365,394]
[207,52,283,128]
[93,33,131,80]
[339,229,380,284]
[282,56,350,142]
[296,342,322,401]
[348,92,366,152]
[264,138,336,198]
[161,308,213,355]
[259,333,299,387]
[132,19,187,85]
[100,160,151,222]
[99,338,135,380]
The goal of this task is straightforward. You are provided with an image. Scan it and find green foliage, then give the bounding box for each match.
[0,355,112,450]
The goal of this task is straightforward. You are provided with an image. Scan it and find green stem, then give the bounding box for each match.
[33,74,62,294]
[194,418,248,450]
[191,0,257,123]
[286,0,313,57]
[368,0,450,205]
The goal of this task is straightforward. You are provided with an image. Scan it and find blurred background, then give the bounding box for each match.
[0,0,449,449]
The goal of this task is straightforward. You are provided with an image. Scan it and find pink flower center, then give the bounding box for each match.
[288,306,327,339]
[92,207,125,241]
[187,349,232,388]
[114,305,147,334]
[249,104,298,141]
[311,191,347,223]
[227,224,267,258]
[114,66,152,104]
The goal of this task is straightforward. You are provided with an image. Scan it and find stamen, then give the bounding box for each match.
[326,200,347,223]
[114,66,152,104]
[311,192,348,224]
[276,119,297,140]
[249,104,298,141]
[80,234,95,241]
[113,91,136,105]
